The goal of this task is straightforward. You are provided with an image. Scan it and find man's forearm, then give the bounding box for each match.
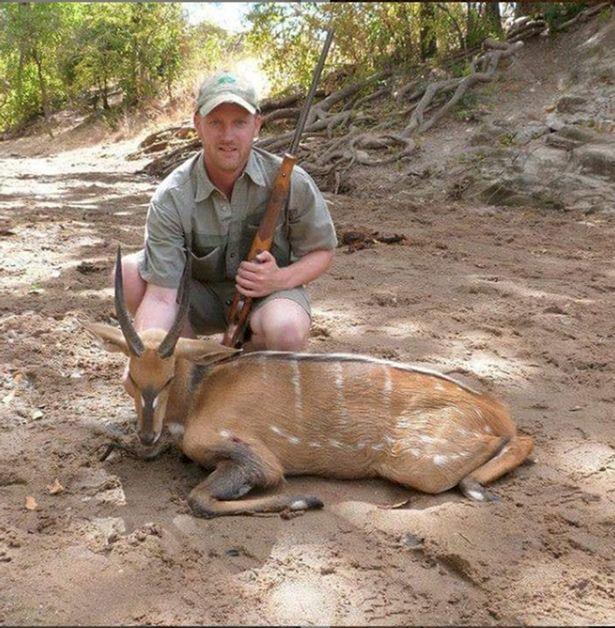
[277,249,334,290]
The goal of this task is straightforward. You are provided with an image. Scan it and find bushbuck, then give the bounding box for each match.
[86,248,533,517]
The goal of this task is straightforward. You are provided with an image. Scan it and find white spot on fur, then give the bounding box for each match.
[270,425,282,435]
[329,439,343,449]
[433,454,448,466]
[333,362,350,423]
[219,429,231,439]
[291,360,303,421]
[356,442,366,450]
[467,488,486,501]
[309,441,322,448]
[371,444,384,451]
[419,435,437,444]
[288,436,300,445]
[290,499,308,510]
[382,366,393,408]
[484,425,492,433]
[167,422,184,437]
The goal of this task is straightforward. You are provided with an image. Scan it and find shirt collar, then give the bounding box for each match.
[194,151,215,202]
[193,149,266,202]
[243,149,266,187]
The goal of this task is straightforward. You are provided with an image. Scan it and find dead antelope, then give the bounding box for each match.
[86,248,533,518]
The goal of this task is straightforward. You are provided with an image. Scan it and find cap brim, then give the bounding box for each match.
[197,93,257,117]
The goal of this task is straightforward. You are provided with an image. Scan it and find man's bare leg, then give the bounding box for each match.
[248,299,310,351]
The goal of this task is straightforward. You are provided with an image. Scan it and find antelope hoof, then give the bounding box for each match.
[459,478,500,503]
[288,496,324,511]
[187,495,217,519]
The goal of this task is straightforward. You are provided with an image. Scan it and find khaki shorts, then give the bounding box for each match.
[187,279,311,336]
[135,248,311,335]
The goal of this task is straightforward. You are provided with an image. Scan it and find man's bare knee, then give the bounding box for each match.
[268,322,308,351]
[111,253,146,315]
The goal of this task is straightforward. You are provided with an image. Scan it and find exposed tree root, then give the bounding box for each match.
[135,37,526,191]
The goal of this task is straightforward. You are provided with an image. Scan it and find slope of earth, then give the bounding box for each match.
[1,19,614,628]
[346,9,615,214]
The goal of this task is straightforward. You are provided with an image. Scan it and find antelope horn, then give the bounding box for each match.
[114,245,144,357]
[157,248,192,359]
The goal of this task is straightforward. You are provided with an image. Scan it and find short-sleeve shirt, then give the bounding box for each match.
[138,147,337,289]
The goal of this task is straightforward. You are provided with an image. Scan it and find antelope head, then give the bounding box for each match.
[86,246,237,447]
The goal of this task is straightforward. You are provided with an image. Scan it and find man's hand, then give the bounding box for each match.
[235,250,288,298]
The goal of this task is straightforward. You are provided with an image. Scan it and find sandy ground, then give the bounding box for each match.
[1,98,614,625]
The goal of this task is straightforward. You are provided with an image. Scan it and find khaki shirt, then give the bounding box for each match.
[138,147,337,288]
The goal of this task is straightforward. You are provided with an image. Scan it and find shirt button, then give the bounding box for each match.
[225,298,232,306]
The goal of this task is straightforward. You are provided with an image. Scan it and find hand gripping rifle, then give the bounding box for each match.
[222,28,334,348]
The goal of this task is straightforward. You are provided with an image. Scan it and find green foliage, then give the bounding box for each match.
[245,3,428,93]
[0,2,596,135]
[453,91,480,121]
[0,2,189,132]
[542,2,589,29]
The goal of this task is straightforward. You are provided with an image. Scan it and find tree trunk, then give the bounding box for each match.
[31,47,53,137]
[420,2,437,61]
[514,2,545,18]
[485,1,503,34]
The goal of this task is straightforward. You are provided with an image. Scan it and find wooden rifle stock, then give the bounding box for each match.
[222,153,297,347]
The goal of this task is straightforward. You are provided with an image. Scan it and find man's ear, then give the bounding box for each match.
[174,337,240,364]
[254,113,263,138]
[84,322,130,356]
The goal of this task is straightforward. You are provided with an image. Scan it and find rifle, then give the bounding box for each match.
[222,28,334,348]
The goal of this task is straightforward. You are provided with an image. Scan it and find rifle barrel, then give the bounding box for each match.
[289,28,335,156]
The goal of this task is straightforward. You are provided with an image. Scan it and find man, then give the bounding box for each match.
[117,71,337,365]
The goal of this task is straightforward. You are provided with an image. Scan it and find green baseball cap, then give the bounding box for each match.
[196,71,259,117]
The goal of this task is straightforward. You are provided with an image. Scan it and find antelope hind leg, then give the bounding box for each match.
[459,435,534,502]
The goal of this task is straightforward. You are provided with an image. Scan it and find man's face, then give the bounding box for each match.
[194,102,262,176]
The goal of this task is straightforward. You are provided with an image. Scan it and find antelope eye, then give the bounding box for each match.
[160,375,175,391]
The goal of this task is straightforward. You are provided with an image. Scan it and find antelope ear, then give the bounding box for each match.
[174,337,239,364]
[84,322,130,356]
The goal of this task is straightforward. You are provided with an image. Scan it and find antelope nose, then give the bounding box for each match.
[139,431,157,447]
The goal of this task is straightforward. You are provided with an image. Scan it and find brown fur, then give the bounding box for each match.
[86,324,533,517]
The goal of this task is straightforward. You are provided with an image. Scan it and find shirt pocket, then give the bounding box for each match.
[190,246,226,282]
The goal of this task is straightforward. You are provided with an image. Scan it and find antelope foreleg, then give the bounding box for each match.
[184,434,323,517]
[188,472,324,519]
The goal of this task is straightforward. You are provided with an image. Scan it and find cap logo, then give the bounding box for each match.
[217,75,237,85]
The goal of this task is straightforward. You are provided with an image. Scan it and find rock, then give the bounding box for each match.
[556,95,588,114]
[91,517,126,545]
[576,145,615,181]
[514,122,549,144]
[546,113,566,131]
[468,121,513,146]
[557,125,608,144]
[402,532,424,548]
